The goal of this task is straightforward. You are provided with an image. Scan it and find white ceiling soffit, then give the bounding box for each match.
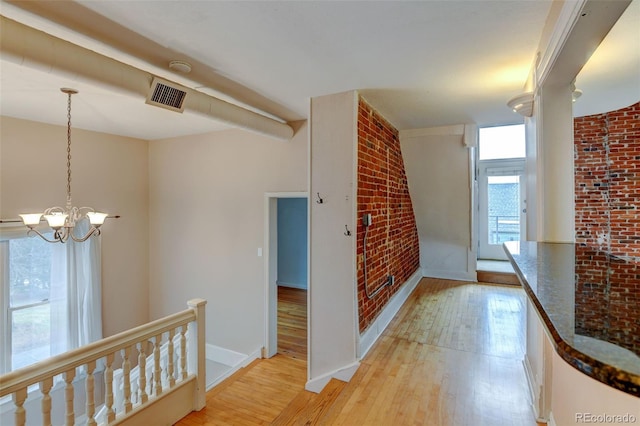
[0,14,294,141]
[574,0,640,117]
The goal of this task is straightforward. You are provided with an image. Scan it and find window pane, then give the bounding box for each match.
[479,124,525,160]
[12,304,51,370]
[488,175,520,244]
[9,238,52,307]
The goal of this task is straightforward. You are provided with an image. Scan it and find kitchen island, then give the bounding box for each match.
[504,241,639,425]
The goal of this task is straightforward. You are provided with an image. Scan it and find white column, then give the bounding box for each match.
[535,84,575,242]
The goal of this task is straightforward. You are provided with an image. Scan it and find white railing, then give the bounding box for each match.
[0,299,206,426]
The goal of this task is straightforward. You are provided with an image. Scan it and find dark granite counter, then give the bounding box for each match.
[504,241,640,397]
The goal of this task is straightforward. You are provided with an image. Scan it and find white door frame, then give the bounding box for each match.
[478,159,526,260]
[263,192,308,358]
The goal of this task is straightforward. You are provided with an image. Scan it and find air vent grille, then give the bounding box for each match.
[146,77,187,112]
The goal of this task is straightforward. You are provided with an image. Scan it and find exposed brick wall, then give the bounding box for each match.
[575,246,639,356]
[574,102,640,257]
[357,97,420,333]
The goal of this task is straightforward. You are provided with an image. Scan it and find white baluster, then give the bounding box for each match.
[138,341,148,404]
[104,353,115,422]
[122,346,132,413]
[40,377,53,426]
[85,360,97,426]
[13,387,27,426]
[154,334,163,396]
[180,325,188,380]
[64,368,76,426]
[168,329,176,387]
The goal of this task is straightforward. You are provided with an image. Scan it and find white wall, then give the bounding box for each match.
[0,116,150,338]
[400,126,476,281]
[148,123,307,355]
[308,91,358,389]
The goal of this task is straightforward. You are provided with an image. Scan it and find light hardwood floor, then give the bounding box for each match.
[177,278,540,425]
[277,286,308,360]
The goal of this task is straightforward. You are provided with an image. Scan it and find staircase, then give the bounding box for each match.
[175,355,351,425]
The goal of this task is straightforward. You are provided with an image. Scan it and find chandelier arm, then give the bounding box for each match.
[43,206,66,215]
[69,226,100,243]
[26,228,64,243]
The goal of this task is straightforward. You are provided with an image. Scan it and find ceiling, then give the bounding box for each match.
[0,0,638,141]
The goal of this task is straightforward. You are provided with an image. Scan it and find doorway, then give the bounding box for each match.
[264,192,308,359]
[478,160,526,260]
[477,124,526,261]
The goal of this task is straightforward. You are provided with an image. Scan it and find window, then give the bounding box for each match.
[1,236,57,373]
[0,220,102,374]
[478,124,525,160]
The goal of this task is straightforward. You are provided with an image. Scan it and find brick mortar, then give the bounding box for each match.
[574,102,640,257]
[356,97,420,333]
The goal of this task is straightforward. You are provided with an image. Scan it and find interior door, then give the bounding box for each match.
[478,159,526,260]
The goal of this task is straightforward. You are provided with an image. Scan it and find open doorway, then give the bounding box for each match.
[476,125,525,282]
[264,192,308,360]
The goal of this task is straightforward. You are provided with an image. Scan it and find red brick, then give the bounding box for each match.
[357,97,420,333]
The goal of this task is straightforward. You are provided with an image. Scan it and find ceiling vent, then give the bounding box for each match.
[146,77,188,113]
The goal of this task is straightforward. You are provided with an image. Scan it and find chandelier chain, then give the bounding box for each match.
[66,91,72,207]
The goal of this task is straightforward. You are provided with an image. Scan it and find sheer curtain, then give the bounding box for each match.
[50,218,103,355]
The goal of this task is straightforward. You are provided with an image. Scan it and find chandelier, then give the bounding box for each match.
[19,88,108,243]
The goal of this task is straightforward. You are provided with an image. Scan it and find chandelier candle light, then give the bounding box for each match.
[19,88,108,243]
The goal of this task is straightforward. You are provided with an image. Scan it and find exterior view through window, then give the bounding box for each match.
[1,236,54,373]
[478,124,526,260]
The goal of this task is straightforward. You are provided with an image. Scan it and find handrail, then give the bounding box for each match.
[0,308,195,396]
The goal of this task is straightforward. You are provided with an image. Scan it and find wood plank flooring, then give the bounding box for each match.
[277,286,307,360]
[177,278,540,425]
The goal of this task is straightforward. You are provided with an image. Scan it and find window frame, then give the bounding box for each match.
[0,223,103,376]
[0,236,56,374]
[0,236,55,409]
[0,241,9,373]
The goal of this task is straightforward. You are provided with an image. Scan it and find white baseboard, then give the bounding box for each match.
[523,356,538,412]
[276,280,307,290]
[523,355,549,424]
[548,411,556,426]
[305,361,360,394]
[205,344,261,389]
[422,267,476,282]
[206,343,255,368]
[358,269,422,358]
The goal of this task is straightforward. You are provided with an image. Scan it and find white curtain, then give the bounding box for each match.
[50,218,103,355]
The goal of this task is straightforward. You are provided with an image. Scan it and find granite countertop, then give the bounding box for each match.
[504,241,640,398]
